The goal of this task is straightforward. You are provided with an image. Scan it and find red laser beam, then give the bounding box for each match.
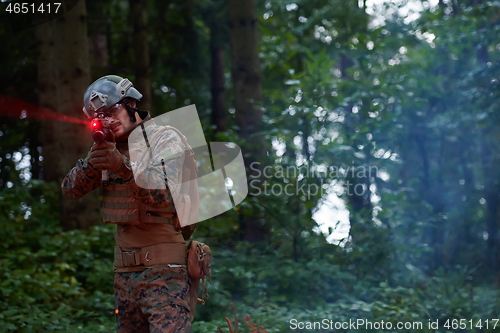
[0,94,88,125]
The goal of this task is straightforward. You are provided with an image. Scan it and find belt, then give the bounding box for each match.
[114,243,187,268]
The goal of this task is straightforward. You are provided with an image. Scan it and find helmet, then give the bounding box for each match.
[82,75,143,119]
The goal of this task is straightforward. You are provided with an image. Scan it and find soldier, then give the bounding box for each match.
[61,75,195,333]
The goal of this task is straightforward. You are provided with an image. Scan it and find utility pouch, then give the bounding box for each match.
[186,240,212,320]
[187,241,212,280]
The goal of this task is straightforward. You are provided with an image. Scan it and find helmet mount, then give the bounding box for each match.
[89,91,108,112]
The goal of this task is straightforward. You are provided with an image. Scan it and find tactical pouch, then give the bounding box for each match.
[102,183,176,225]
[186,240,212,320]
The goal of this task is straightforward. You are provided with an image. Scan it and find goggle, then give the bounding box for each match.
[102,103,124,118]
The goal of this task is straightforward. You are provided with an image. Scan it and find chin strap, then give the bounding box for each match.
[122,98,140,122]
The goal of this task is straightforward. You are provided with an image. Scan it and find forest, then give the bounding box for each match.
[1,0,500,332]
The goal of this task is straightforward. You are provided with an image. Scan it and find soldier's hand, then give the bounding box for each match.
[88,141,124,172]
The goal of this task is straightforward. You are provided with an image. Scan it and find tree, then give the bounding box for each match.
[129,0,152,111]
[205,0,229,132]
[35,0,100,230]
[228,0,270,242]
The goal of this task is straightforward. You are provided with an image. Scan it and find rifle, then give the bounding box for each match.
[90,113,113,184]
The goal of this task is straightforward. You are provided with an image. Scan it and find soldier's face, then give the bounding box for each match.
[106,101,138,138]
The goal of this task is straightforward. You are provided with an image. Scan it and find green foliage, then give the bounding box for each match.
[0,181,116,332]
[196,242,500,333]
[1,180,499,331]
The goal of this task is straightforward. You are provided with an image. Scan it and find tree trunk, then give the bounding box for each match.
[210,29,227,132]
[130,0,152,112]
[474,29,498,273]
[205,0,228,131]
[486,190,499,272]
[228,0,264,156]
[339,53,373,244]
[88,8,109,75]
[228,0,268,242]
[36,0,101,230]
[481,129,500,272]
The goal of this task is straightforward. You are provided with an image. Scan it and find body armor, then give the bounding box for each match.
[102,182,176,225]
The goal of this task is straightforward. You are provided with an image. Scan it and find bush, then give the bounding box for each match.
[2,181,499,332]
[0,181,115,332]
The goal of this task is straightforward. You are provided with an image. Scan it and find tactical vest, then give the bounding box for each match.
[102,182,176,225]
[101,122,198,228]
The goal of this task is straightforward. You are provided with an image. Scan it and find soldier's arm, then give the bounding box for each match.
[61,155,102,200]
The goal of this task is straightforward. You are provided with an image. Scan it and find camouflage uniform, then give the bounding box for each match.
[62,112,194,333]
[114,267,191,333]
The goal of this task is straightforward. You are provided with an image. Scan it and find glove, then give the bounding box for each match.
[88,141,125,172]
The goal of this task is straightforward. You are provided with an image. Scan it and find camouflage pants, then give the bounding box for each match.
[114,267,192,333]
